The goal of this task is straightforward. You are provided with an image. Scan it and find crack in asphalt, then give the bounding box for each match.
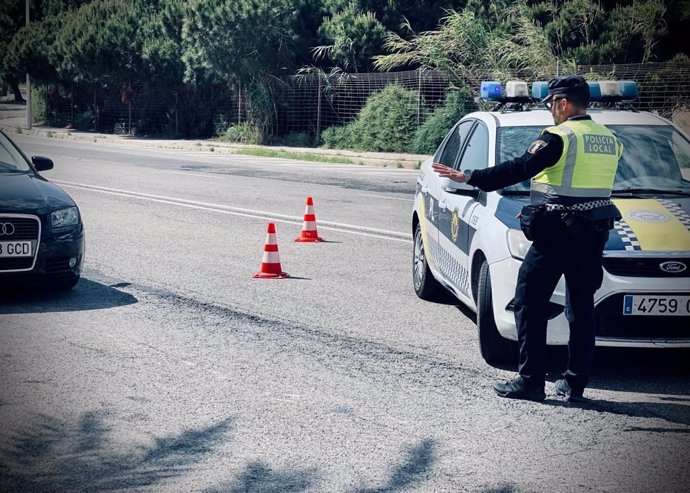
[114,279,493,401]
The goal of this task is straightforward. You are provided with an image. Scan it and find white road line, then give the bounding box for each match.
[358,193,413,202]
[57,180,413,243]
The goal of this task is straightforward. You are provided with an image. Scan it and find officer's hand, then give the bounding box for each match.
[431,163,467,183]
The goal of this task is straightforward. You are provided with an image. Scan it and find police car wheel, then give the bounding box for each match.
[477,261,515,367]
[413,222,445,301]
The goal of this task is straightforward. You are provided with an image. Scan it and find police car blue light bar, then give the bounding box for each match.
[618,80,639,101]
[506,81,529,98]
[480,81,503,101]
[531,81,548,100]
[598,80,620,99]
[587,81,602,101]
[483,79,638,106]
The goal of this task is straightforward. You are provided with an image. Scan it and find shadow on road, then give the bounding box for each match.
[355,439,436,493]
[0,278,137,314]
[542,396,690,427]
[0,411,438,492]
[0,413,234,491]
[208,461,318,493]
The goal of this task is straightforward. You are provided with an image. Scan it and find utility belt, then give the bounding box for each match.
[519,199,614,242]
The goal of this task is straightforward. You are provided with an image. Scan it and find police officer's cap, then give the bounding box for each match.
[542,75,590,105]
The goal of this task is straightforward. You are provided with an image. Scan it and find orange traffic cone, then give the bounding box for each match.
[254,223,290,279]
[295,196,325,242]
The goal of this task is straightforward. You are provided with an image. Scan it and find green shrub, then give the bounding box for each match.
[321,84,419,152]
[321,124,355,149]
[410,89,478,154]
[31,86,47,124]
[220,123,261,144]
[74,110,95,130]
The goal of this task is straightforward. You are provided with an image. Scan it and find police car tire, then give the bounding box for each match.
[413,223,445,301]
[477,261,514,366]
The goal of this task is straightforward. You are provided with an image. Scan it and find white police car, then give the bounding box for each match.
[412,80,690,365]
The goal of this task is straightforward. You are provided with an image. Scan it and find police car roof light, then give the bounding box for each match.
[480,81,503,101]
[531,81,548,100]
[505,80,529,98]
[618,80,639,101]
[598,80,621,98]
[587,81,602,101]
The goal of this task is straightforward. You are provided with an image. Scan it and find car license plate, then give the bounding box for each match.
[623,295,690,316]
[0,241,32,258]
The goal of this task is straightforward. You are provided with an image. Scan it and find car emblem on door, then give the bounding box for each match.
[0,223,16,236]
[451,208,460,243]
[659,261,686,273]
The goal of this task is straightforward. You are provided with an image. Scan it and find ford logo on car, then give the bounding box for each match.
[659,261,687,273]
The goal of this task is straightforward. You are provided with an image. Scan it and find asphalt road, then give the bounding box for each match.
[1,134,689,492]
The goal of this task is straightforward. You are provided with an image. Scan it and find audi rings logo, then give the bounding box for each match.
[0,222,16,236]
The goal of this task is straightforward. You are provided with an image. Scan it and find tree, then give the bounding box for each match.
[181,0,312,139]
[52,0,150,87]
[4,12,67,86]
[181,0,309,86]
[313,3,387,72]
[605,0,668,63]
[140,0,186,88]
[374,3,560,84]
[528,0,670,64]
[0,0,29,101]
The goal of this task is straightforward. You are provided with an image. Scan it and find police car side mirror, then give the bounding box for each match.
[441,178,480,199]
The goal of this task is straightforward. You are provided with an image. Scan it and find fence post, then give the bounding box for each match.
[316,75,322,142]
[237,81,242,125]
[70,83,74,127]
[417,68,422,127]
[173,90,178,135]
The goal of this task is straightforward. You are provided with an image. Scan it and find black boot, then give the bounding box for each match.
[554,379,585,402]
[494,375,545,402]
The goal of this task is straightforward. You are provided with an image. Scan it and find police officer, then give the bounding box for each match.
[432,75,623,402]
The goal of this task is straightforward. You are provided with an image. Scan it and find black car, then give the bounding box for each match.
[0,130,84,290]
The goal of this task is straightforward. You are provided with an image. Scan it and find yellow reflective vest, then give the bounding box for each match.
[531,118,623,198]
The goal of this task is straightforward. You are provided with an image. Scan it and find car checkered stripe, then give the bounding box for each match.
[429,236,470,295]
[659,199,690,231]
[614,220,641,251]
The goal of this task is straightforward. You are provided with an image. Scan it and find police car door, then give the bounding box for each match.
[423,120,475,266]
[438,120,488,299]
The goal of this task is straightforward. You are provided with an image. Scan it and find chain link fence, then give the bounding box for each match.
[35,62,690,140]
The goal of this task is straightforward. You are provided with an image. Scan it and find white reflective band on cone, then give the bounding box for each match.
[262,252,281,263]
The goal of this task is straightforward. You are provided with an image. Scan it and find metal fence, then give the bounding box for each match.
[37,62,690,139]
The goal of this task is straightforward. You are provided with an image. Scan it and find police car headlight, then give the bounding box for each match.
[51,207,79,229]
[507,229,532,260]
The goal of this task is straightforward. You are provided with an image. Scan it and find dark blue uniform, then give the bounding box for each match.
[467,115,620,399]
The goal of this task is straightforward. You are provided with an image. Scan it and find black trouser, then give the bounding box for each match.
[514,213,609,390]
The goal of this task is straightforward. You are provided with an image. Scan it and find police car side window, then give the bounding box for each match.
[457,123,489,171]
[438,121,473,166]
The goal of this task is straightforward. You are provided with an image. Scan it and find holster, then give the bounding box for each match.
[519,204,546,241]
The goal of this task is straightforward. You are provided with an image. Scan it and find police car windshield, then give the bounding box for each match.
[497,125,690,194]
[0,132,31,173]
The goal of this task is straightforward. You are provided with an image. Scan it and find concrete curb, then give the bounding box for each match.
[0,103,429,169]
